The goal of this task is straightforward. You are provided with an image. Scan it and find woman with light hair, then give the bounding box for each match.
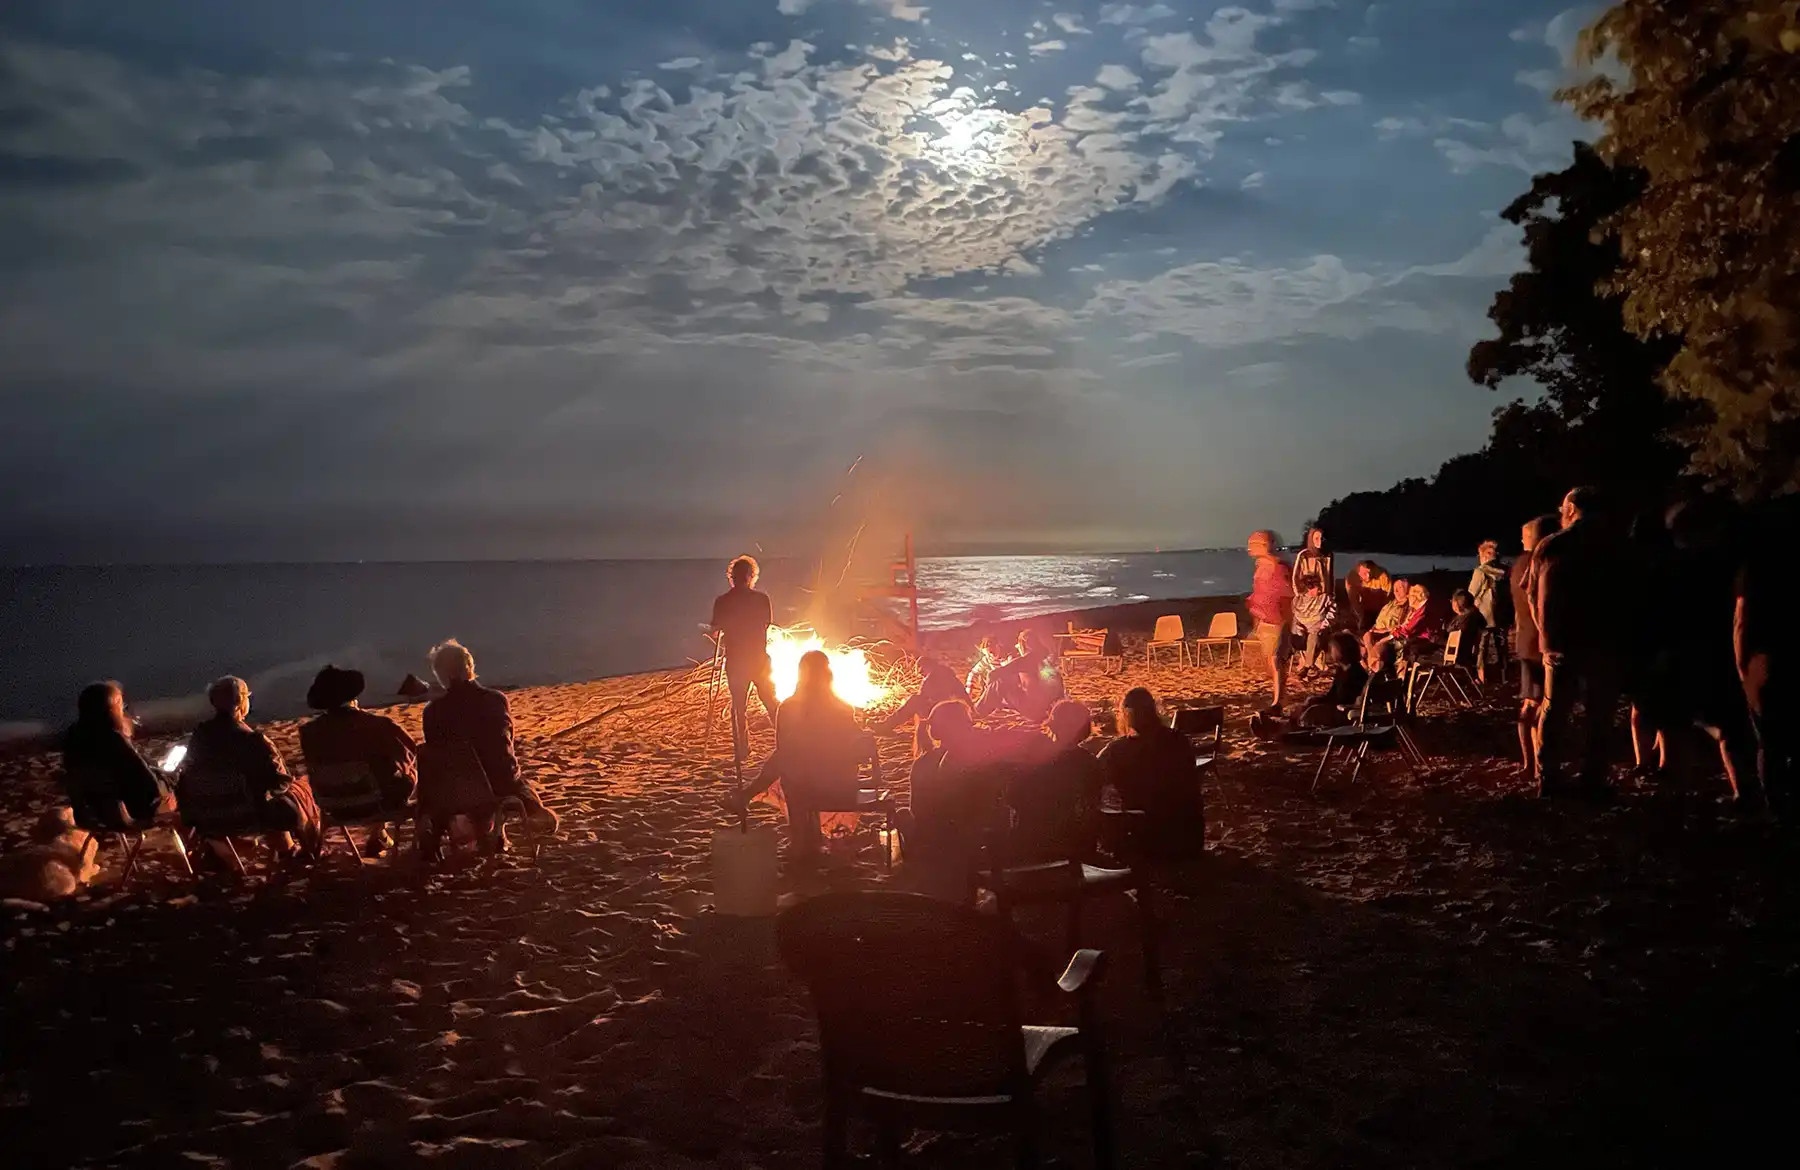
[420,639,558,858]
[178,675,322,863]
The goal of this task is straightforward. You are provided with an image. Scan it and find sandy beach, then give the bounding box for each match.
[3,605,1795,1168]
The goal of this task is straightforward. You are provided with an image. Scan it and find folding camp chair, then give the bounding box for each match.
[812,783,905,870]
[1409,630,1482,710]
[1311,674,1425,793]
[1172,705,1225,772]
[417,740,539,860]
[72,804,192,883]
[1192,611,1240,665]
[307,759,409,862]
[1145,615,1190,666]
[178,769,266,874]
[778,891,1116,1170]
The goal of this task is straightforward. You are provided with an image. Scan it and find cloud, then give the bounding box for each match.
[1240,170,1266,190]
[1098,3,1177,25]
[1053,13,1092,36]
[777,0,819,13]
[1095,64,1142,91]
[1375,115,1427,138]
[659,57,704,70]
[1029,40,1068,56]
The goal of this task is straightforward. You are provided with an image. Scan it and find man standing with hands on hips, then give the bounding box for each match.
[710,555,781,765]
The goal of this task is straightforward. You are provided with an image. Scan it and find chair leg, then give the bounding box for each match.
[339,823,364,863]
[1135,882,1163,998]
[874,1120,903,1169]
[1083,1030,1118,1170]
[168,827,193,876]
[822,1089,852,1170]
[1014,1100,1042,1170]
[1312,740,1337,793]
[225,838,246,875]
[119,833,143,881]
[1348,740,1372,785]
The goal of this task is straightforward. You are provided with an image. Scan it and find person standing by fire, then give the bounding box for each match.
[711,555,781,763]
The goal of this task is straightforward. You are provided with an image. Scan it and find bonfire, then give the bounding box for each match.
[765,625,891,709]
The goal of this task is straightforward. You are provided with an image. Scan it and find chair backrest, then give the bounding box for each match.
[778,891,1029,1099]
[1205,611,1238,639]
[307,759,386,820]
[1441,629,1463,664]
[417,739,498,815]
[1064,631,1108,655]
[1151,614,1184,643]
[1172,705,1224,736]
[179,769,262,836]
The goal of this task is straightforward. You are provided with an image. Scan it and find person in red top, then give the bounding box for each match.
[1246,529,1295,712]
[709,555,781,764]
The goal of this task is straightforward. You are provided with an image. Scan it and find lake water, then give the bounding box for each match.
[0,550,1464,729]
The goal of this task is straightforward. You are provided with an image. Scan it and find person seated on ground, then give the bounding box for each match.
[299,665,419,856]
[1295,633,1370,727]
[422,639,559,836]
[1002,699,1105,864]
[964,635,1002,702]
[1344,561,1392,635]
[1447,589,1488,668]
[878,655,971,756]
[180,676,323,862]
[1361,577,1412,660]
[1097,688,1204,859]
[59,681,171,831]
[731,650,879,860]
[974,629,1065,722]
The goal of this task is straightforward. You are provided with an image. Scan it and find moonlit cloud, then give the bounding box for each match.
[0,0,1586,559]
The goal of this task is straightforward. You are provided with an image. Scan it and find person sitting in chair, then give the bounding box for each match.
[60,681,171,831]
[1004,700,1105,864]
[422,640,559,836]
[1447,590,1488,668]
[731,650,879,860]
[1098,688,1204,859]
[181,676,322,862]
[299,665,419,856]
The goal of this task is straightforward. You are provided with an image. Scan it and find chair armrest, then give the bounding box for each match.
[1057,948,1107,995]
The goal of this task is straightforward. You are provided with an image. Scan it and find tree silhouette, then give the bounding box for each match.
[1316,144,1688,552]
[1564,0,1800,496]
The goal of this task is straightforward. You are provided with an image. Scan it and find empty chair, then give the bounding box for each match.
[778,890,1115,1170]
[1311,674,1425,793]
[1171,705,1225,770]
[1192,612,1240,665]
[1145,615,1190,667]
[1409,630,1481,711]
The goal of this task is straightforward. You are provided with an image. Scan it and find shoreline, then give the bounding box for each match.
[0,568,1470,755]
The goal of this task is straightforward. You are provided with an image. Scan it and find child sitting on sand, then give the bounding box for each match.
[1296,633,1370,727]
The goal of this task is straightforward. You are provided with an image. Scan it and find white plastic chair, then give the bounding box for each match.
[1145,615,1190,666]
[1192,611,1240,665]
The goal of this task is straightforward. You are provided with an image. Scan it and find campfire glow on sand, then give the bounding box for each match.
[766,626,888,709]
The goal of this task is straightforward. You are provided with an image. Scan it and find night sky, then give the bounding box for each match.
[0,1,1591,561]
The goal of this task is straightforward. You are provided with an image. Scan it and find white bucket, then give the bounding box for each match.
[712,825,780,917]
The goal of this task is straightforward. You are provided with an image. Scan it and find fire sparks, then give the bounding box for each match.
[766,625,889,709]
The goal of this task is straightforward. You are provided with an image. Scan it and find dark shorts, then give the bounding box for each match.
[1520,660,1545,702]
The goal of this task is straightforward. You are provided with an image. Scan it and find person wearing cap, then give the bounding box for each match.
[300,665,420,854]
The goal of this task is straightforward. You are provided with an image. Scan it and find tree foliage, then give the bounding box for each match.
[1565,0,1800,495]
[1316,146,1687,552]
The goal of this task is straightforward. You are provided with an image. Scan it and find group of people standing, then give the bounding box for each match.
[59,639,559,870]
[1242,489,1792,815]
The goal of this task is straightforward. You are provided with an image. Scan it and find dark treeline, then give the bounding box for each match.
[1317,143,1692,554]
[1319,0,1800,554]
